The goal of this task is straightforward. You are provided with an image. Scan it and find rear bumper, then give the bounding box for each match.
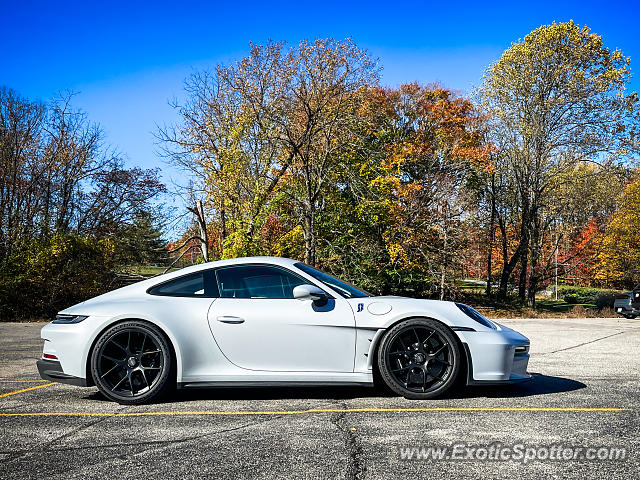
[614,305,638,315]
[37,359,88,387]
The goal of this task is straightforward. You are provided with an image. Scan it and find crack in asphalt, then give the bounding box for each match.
[331,401,365,480]
[1,414,279,469]
[48,416,279,480]
[1,405,132,464]
[538,328,640,355]
[115,415,278,462]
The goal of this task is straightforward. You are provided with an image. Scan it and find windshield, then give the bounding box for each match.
[294,263,371,299]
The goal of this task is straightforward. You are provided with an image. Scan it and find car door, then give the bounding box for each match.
[207,264,356,372]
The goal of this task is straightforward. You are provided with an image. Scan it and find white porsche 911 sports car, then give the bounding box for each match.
[37,256,530,404]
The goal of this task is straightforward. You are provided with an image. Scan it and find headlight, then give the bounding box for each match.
[455,303,496,329]
[53,314,89,324]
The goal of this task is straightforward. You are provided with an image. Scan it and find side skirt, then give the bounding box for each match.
[178,380,374,389]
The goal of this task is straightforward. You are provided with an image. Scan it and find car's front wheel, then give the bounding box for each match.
[91,321,174,404]
[377,318,461,399]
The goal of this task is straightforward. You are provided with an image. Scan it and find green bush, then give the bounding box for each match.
[558,286,620,309]
[0,233,116,320]
[564,293,581,304]
[594,292,618,310]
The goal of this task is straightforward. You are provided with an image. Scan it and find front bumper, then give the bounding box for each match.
[37,359,88,386]
[456,323,531,385]
[462,343,530,385]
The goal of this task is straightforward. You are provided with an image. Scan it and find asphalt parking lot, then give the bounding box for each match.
[1,318,638,479]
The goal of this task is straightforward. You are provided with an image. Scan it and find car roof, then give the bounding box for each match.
[67,257,317,307]
[142,256,301,287]
[178,256,299,272]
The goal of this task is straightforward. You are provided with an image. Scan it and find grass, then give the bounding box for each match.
[534,298,597,313]
[456,280,487,291]
[473,303,614,319]
[459,279,619,318]
[120,265,178,277]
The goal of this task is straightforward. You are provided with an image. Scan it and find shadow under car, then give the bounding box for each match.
[83,373,585,403]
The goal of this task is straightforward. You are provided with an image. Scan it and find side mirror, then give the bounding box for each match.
[293,284,329,306]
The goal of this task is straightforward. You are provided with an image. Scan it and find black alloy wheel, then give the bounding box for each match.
[91,321,173,404]
[377,318,461,399]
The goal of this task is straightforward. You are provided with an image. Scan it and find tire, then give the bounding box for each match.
[377,318,461,400]
[91,321,174,405]
[623,314,637,319]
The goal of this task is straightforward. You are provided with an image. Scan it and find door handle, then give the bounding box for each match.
[217,316,245,324]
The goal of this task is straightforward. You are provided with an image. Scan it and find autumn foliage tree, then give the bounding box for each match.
[479,21,639,305]
[596,175,640,288]
[291,84,491,297]
[162,30,640,306]
[0,88,165,318]
[160,39,379,264]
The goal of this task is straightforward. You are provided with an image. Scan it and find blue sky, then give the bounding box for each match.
[2,0,639,209]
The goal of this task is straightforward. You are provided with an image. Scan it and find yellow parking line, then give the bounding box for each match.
[0,382,57,399]
[0,407,626,417]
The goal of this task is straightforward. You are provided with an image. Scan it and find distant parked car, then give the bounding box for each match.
[614,292,638,319]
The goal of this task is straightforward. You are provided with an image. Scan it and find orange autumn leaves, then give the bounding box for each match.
[348,84,492,281]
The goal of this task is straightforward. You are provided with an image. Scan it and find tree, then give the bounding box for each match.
[316,85,491,298]
[0,87,166,319]
[596,174,640,288]
[479,21,639,304]
[280,39,379,265]
[159,39,379,264]
[0,88,165,246]
[112,211,166,266]
[0,87,45,254]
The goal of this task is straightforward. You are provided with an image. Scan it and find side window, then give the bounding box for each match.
[148,271,218,297]
[216,265,307,299]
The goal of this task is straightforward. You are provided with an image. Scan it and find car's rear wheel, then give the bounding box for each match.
[91,321,173,405]
[377,318,461,399]
[623,314,638,319]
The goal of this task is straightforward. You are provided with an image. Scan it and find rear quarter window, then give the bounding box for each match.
[147,271,218,297]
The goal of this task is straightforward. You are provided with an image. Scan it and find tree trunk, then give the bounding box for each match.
[196,200,209,262]
[526,209,542,307]
[220,207,227,251]
[497,217,512,299]
[502,203,529,301]
[518,253,528,302]
[440,217,448,301]
[527,276,537,308]
[497,214,525,299]
[188,200,209,262]
[486,174,496,297]
[302,210,315,266]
